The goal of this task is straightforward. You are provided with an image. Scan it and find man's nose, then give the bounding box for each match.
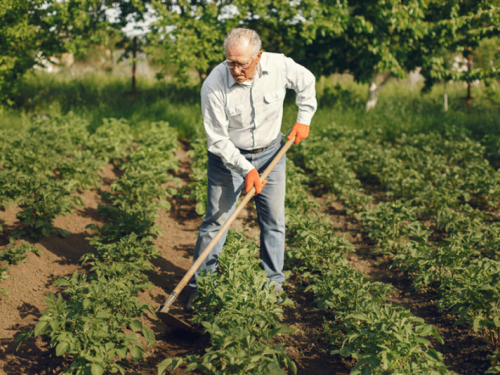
[233,65,242,74]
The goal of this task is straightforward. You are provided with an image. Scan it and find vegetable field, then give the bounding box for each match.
[2,86,500,374]
[2,0,500,370]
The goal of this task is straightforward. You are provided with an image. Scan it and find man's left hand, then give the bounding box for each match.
[288,123,310,145]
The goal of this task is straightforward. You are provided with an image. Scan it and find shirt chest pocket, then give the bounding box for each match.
[226,104,244,128]
[264,89,286,121]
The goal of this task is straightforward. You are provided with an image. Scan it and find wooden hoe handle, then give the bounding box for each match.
[158,135,295,313]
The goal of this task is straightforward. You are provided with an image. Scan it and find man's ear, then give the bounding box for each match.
[256,51,263,63]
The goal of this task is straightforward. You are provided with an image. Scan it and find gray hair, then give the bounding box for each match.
[224,28,261,56]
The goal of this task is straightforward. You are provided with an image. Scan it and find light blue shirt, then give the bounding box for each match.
[201,52,317,176]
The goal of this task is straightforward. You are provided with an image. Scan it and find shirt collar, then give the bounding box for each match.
[226,52,269,88]
[260,52,270,75]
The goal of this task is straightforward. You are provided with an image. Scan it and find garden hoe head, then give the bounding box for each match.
[156,293,201,335]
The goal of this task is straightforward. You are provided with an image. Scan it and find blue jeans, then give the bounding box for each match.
[188,135,286,291]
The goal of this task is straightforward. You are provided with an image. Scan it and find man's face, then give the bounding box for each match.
[225,40,262,83]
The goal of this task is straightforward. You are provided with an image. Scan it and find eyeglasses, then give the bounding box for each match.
[226,58,254,71]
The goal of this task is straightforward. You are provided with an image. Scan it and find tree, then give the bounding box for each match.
[297,0,430,110]
[416,1,500,89]
[0,0,56,104]
[297,0,500,111]
[0,0,152,105]
[149,0,317,82]
[45,0,151,57]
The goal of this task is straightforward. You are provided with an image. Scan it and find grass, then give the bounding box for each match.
[308,75,500,142]
[2,70,500,160]
[3,71,203,139]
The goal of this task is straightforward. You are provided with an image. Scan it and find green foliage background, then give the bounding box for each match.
[2,71,499,153]
[1,0,499,105]
[0,0,56,104]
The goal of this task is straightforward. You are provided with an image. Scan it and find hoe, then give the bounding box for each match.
[156,134,296,333]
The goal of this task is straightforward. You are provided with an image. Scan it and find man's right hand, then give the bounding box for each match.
[245,168,267,195]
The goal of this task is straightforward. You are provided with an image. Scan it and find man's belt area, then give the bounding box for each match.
[238,144,271,154]
[237,134,282,154]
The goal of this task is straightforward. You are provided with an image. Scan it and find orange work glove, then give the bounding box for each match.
[287,122,310,145]
[245,168,268,195]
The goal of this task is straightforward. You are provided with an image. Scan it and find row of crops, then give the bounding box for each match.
[0,114,128,301]
[158,133,452,374]
[159,123,500,374]
[2,114,500,373]
[291,124,500,374]
[0,115,181,374]
[284,164,450,375]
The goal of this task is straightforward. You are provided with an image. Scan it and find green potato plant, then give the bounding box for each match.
[328,303,448,375]
[1,242,43,265]
[81,233,159,271]
[8,175,83,239]
[86,118,134,163]
[57,151,105,190]
[357,201,420,255]
[306,264,394,312]
[438,258,500,358]
[158,231,296,375]
[159,325,296,375]
[16,287,154,375]
[86,204,162,243]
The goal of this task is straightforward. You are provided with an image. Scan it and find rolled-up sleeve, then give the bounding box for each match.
[284,56,317,126]
[201,82,255,176]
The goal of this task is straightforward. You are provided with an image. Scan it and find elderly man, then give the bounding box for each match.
[186,28,317,312]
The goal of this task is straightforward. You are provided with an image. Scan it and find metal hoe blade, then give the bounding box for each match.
[156,292,202,335]
[156,310,199,334]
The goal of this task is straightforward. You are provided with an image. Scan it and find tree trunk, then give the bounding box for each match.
[131,37,137,102]
[365,72,392,112]
[110,47,114,73]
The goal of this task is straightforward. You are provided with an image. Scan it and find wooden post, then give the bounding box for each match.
[131,36,137,102]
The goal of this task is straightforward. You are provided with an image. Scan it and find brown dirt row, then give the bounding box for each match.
[0,164,118,374]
